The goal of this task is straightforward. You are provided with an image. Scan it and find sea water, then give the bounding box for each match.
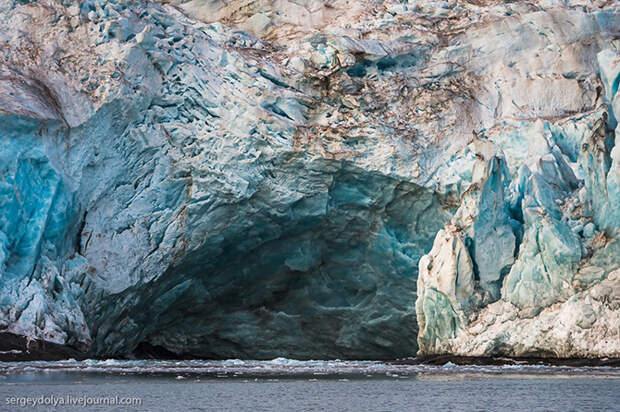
[0,359,618,411]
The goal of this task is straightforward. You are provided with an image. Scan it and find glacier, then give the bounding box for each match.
[0,0,618,360]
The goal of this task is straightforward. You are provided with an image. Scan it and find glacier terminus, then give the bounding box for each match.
[0,0,618,361]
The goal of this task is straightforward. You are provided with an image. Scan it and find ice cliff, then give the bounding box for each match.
[0,0,618,360]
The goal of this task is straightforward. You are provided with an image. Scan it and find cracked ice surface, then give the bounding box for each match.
[0,0,618,359]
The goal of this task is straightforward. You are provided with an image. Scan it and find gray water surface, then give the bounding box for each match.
[1,359,618,411]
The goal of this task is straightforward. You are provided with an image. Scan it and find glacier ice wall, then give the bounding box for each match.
[0,0,618,359]
[417,51,620,358]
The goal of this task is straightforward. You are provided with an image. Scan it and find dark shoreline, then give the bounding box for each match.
[0,332,87,362]
[1,332,618,367]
